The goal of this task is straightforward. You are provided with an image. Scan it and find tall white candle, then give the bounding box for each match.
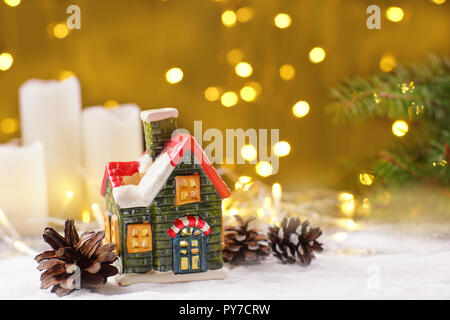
[82,104,143,208]
[19,77,83,219]
[0,142,48,237]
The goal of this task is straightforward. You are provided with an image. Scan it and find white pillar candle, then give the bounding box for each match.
[19,77,83,219]
[0,142,48,237]
[82,104,143,208]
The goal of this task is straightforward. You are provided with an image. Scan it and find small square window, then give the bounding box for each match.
[127,222,152,254]
[175,174,201,206]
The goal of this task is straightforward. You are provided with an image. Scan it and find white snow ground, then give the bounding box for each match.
[1,223,449,300]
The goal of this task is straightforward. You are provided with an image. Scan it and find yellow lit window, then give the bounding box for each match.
[127,222,152,254]
[175,174,201,206]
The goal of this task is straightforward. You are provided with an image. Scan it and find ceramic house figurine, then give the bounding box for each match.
[100,108,231,285]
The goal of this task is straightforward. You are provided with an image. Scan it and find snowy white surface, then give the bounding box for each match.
[1,224,449,300]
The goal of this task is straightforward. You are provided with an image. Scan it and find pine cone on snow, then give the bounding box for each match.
[268,216,323,266]
[35,219,118,296]
[223,216,270,265]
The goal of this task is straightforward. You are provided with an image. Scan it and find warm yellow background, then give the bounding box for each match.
[0,0,449,189]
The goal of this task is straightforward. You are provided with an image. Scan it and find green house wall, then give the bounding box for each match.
[105,151,223,274]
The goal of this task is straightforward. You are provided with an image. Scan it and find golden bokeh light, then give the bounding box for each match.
[308,47,326,64]
[235,62,253,78]
[255,161,273,177]
[240,86,257,102]
[82,210,91,224]
[379,54,396,72]
[292,101,310,118]
[359,172,375,186]
[226,49,244,66]
[0,118,18,134]
[222,10,237,27]
[0,52,14,71]
[430,0,446,4]
[66,190,74,199]
[241,144,257,161]
[339,192,354,202]
[104,100,119,109]
[273,141,291,157]
[4,0,20,7]
[386,7,404,22]
[58,70,75,81]
[274,13,292,29]
[204,87,220,102]
[392,120,409,137]
[221,91,238,107]
[272,183,282,199]
[236,7,254,23]
[333,232,348,242]
[246,81,262,95]
[279,64,295,81]
[165,67,184,84]
[53,23,69,39]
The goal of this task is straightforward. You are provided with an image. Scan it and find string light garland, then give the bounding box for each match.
[392,120,409,137]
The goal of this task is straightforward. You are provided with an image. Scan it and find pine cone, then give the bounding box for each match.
[268,216,323,266]
[35,219,118,296]
[223,216,270,265]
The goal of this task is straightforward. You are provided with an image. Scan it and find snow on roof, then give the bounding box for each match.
[140,108,178,123]
[101,133,231,209]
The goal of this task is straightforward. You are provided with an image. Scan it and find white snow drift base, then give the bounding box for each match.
[115,268,228,286]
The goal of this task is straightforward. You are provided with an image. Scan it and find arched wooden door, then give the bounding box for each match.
[172,226,207,274]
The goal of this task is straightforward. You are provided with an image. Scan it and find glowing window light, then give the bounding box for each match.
[226,49,244,66]
[292,101,310,118]
[0,52,14,71]
[66,190,74,199]
[386,7,404,22]
[58,70,75,81]
[309,47,326,64]
[1,118,18,134]
[204,87,220,102]
[274,13,292,29]
[235,62,253,78]
[4,0,21,7]
[240,86,257,102]
[53,23,69,39]
[273,141,291,157]
[221,91,238,107]
[359,172,375,186]
[379,54,396,72]
[392,120,409,137]
[82,210,91,224]
[222,10,237,27]
[279,64,295,81]
[255,161,273,177]
[241,144,257,161]
[165,67,183,84]
[236,7,254,23]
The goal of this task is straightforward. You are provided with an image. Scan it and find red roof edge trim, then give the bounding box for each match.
[163,133,232,199]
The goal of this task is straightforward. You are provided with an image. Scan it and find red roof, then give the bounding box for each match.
[101,133,231,200]
[100,161,140,196]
